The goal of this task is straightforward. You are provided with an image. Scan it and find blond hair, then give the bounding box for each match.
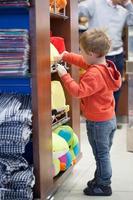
[79,29,111,57]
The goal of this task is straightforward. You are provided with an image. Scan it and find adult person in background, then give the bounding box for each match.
[78,0,133,128]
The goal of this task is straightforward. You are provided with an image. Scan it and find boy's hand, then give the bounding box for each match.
[54,51,68,63]
[118,0,131,6]
[56,64,67,77]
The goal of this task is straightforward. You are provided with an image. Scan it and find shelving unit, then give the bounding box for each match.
[0,0,81,199]
[125,26,133,152]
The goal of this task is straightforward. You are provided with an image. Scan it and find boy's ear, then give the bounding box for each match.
[88,52,93,56]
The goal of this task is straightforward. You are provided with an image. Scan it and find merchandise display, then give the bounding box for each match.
[0,94,32,154]
[0,0,30,7]
[50,0,67,13]
[0,155,34,199]
[53,125,80,164]
[0,29,30,75]
[0,94,34,199]
[52,130,73,176]
[0,0,80,198]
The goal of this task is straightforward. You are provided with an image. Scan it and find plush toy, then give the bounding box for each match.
[51,37,66,54]
[52,133,69,159]
[53,125,73,145]
[50,0,67,13]
[69,132,80,164]
[51,81,69,112]
[59,151,72,171]
[53,125,80,164]
[50,43,59,65]
[53,158,60,176]
[52,133,69,177]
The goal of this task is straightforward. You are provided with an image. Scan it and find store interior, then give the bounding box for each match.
[0,0,132,200]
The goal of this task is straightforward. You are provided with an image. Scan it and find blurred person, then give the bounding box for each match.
[78,0,133,124]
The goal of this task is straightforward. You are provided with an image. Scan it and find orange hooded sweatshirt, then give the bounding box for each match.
[61,52,122,121]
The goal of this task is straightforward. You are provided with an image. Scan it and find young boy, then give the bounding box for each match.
[55,29,121,196]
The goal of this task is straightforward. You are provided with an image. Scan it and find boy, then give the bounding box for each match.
[55,29,121,196]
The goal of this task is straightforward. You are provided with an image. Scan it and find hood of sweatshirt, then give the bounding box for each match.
[93,59,122,91]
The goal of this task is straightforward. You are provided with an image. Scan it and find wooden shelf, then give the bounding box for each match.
[0,0,81,199]
[52,116,70,130]
[51,152,82,198]
[50,12,69,20]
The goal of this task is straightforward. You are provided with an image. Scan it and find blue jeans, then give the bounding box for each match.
[86,117,117,186]
[106,53,124,112]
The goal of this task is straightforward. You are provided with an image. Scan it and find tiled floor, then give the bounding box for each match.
[54,121,133,200]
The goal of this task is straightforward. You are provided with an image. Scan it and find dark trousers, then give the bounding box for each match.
[106,53,124,112]
[86,117,117,186]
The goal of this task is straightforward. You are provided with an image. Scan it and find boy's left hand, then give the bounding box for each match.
[54,51,68,63]
[56,64,67,77]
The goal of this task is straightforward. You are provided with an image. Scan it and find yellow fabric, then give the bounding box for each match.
[51,81,69,112]
[50,43,59,64]
[53,159,60,176]
[52,133,69,159]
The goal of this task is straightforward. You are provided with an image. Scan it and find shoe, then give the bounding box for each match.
[83,183,112,196]
[87,178,96,187]
[117,124,123,129]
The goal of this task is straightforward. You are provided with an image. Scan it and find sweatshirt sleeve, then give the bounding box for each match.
[61,72,103,98]
[124,1,133,25]
[63,52,89,70]
[78,0,95,18]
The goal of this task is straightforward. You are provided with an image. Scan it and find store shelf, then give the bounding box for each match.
[51,152,82,197]
[52,117,70,130]
[0,0,80,199]
[50,12,69,20]
[0,6,29,12]
[0,73,31,78]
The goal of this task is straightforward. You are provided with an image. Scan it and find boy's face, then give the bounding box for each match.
[80,46,97,65]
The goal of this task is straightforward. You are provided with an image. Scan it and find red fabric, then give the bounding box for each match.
[61,52,122,121]
[51,37,66,53]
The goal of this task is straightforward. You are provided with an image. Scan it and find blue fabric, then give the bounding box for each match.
[0,155,34,199]
[0,188,33,200]
[0,141,27,154]
[106,53,124,112]
[59,130,72,143]
[22,140,33,165]
[86,117,117,186]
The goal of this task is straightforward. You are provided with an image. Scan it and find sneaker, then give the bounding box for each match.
[83,183,112,196]
[117,124,123,129]
[87,178,96,187]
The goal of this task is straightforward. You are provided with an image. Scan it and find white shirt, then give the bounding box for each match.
[106,0,131,55]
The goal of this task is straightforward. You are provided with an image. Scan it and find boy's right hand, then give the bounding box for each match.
[54,51,68,63]
[56,64,67,77]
